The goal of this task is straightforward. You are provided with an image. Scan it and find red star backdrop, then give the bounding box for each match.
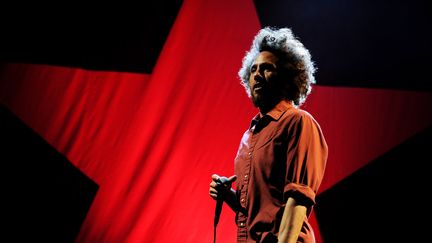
[1,0,431,242]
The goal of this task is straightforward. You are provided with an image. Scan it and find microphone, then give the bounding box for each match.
[214,177,230,227]
[214,198,223,227]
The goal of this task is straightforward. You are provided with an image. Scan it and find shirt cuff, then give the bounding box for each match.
[283,183,316,207]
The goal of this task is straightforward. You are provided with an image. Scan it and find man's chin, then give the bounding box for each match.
[251,95,263,108]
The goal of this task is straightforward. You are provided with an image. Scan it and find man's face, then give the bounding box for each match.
[248,51,281,108]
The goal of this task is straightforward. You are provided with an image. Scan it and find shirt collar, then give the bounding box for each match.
[266,99,294,120]
[250,100,294,128]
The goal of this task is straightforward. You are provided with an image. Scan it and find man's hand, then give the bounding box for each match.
[209,174,237,201]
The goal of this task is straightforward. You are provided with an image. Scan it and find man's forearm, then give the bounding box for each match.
[224,188,240,212]
[278,197,307,243]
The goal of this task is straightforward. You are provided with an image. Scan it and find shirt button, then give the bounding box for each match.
[241,198,245,202]
[244,174,248,178]
[248,152,252,155]
[240,222,245,227]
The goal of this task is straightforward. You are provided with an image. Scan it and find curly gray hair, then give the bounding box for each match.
[238,27,316,106]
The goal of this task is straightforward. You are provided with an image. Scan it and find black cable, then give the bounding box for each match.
[213,177,231,243]
[213,199,221,243]
[213,223,217,243]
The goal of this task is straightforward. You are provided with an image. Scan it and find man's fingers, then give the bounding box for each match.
[227,175,237,183]
[210,174,237,201]
[209,186,219,200]
[212,174,237,183]
[209,187,218,194]
[210,181,217,188]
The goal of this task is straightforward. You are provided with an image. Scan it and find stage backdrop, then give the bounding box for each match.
[1,0,431,242]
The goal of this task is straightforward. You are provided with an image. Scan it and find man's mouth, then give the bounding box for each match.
[253,83,264,92]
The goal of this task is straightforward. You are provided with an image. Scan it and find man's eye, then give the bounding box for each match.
[250,66,256,73]
[263,64,276,71]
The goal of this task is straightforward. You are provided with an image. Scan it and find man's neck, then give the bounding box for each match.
[258,98,283,115]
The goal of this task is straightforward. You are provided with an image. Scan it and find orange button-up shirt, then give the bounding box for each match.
[234,100,328,243]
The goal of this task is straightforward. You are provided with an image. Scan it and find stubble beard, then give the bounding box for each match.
[251,90,263,108]
[250,87,285,112]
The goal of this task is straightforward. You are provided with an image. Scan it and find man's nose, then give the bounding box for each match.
[253,69,264,81]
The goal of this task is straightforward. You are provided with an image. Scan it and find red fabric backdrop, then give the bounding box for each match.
[1,0,432,242]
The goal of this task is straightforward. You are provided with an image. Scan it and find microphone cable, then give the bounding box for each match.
[213,178,228,243]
